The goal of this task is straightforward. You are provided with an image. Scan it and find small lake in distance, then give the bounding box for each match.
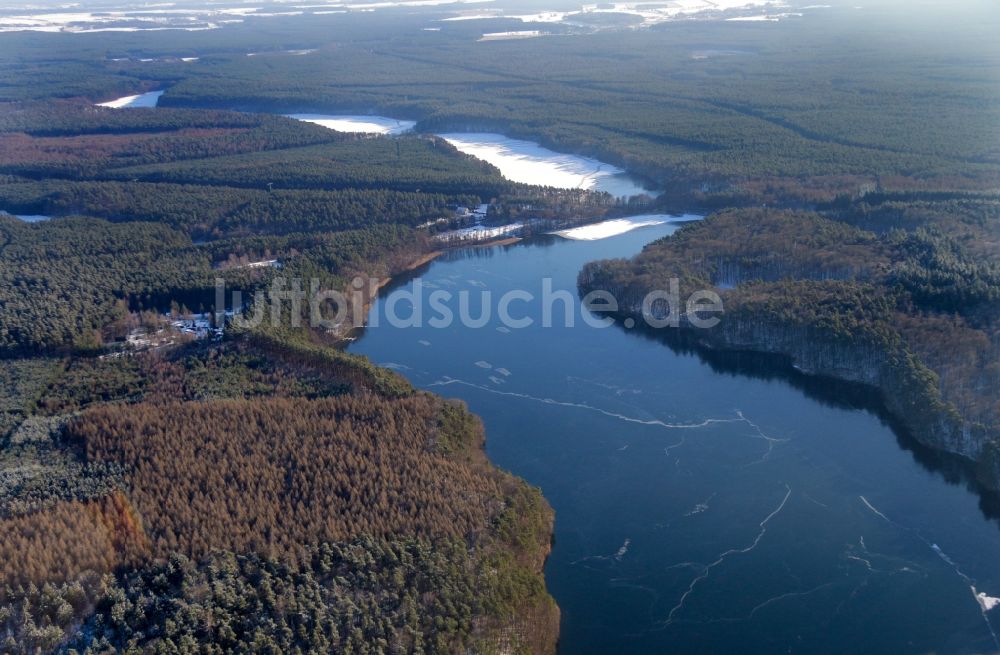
[436,132,655,198]
[287,114,417,135]
[96,90,163,108]
[285,115,656,198]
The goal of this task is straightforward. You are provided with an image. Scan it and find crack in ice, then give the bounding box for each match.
[844,536,921,575]
[678,582,839,626]
[571,537,632,566]
[859,495,892,523]
[737,409,789,465]
[659,485,793,626]
[684,492,717,517]
[427,379,788,465]
[430,376,755,431]
[664,436,685,455]
[858,495,1000,650]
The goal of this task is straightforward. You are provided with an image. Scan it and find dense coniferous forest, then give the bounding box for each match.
[0,36,570,652]
[0,103,508,240]
[2,7,996,202]
[0,335,557,654]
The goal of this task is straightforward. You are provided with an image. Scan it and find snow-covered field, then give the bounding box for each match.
[287,114,416,135]
[0,0,829,34]
[96,91,164,108]
[0,7,261,33]
[0,0,493,32]
[437,133,655,198]
[441,0,823,28]
[553,214,701,240]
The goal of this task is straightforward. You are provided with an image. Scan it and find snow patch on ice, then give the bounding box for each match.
[975,589,1000,613]
[438,132,653,197]
[553,214,701,240]
[478,29,547,41]
[554,217,663,240]
[441,12,500,21]
[684,493,716,517]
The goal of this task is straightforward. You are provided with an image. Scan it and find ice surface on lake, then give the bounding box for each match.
[0,211,51,223]
[438,133,654,197]
[96,91,164,108]
[509,11,569,22]
[478,30,548,41]
[441,12,501,21]
[434,222,524,243]
[553,214,701,240]
[287,114,416,135]
[248,48,317,57]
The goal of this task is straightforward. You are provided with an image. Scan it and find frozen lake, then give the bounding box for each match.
[287,114,416,135]
[438,133,657,198]
[1,211,50,223]
[553,214,700,240]
[96,91,163,108]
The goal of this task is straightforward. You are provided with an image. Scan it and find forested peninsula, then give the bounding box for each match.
[580,208,999,489]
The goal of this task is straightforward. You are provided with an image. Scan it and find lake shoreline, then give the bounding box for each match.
[351,220,1000,652]
[349,242,560,653]
[578,210,1000,493]
[598,310,1000,497]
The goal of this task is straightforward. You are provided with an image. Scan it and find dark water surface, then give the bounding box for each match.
[349,221,1000,654]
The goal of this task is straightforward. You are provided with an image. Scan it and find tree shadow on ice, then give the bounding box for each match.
[623,321,1000,527]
